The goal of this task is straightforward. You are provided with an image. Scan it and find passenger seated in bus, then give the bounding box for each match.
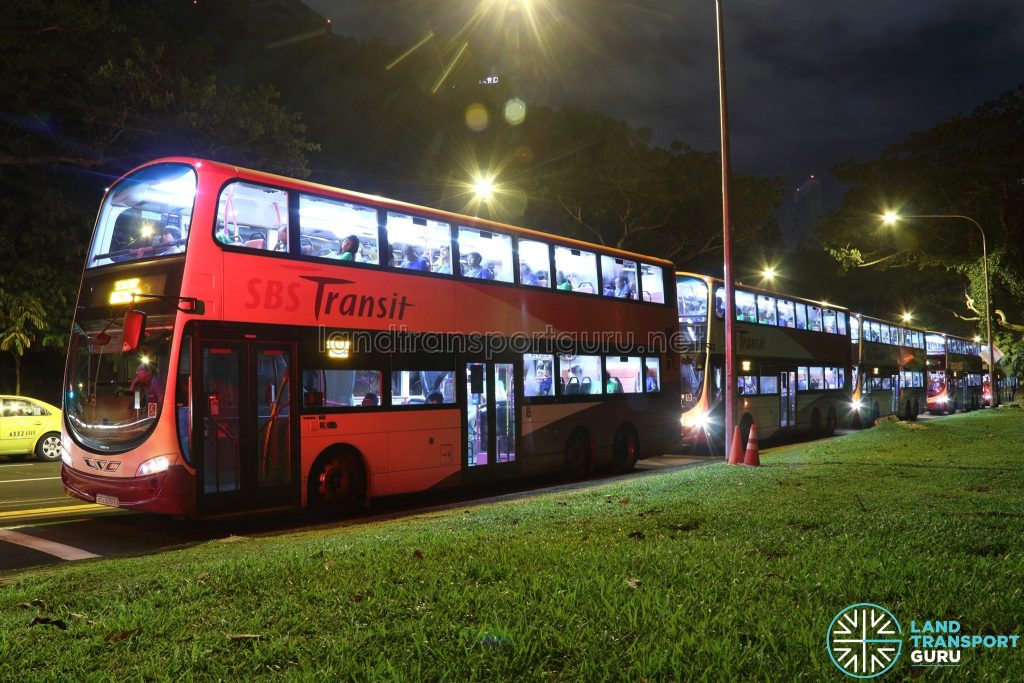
[462,252,494,279]
[614,276,635,299]
[401,244,430,271]
[645,367,658,392]
[606,375,624,393]
[273,225,288,252]
[555,271,573,291]
[334,235,360,261]
[433,245,452,274]
[520,262,540,286]
[129,363,164,411]
[361,392,379,406]
[153,227,182,255]
[426,391,444,404]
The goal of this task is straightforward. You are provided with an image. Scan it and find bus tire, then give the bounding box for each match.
[826,407,837,435]
[35,432,62,462]
[564,429,592,479]
[903,400,913,421]
[739,413,754,451]
[810,408,822,435]
[611,425,639,473]
[871,402,880,424]
[307,448,366,517]
[913,399,920,419]
[851,410,862,430]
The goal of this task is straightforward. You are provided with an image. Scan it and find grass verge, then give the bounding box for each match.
[1,410,1023,680]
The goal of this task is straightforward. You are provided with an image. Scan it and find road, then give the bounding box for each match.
[0,411,953,575]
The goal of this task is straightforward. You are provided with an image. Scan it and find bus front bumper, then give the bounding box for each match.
[61,463,193,516]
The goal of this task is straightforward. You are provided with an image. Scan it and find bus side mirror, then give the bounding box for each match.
[122,310,147,352]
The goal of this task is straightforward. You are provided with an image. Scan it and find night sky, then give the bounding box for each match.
[305,0,1024,196]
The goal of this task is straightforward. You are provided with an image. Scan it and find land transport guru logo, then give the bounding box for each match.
[827,603,902,678]
[827,603,1021,677]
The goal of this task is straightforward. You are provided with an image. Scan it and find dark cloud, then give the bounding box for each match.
[305,0,1024,190]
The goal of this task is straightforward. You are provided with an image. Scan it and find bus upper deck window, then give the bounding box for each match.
[640,264,665,303]
[518,239,551,288]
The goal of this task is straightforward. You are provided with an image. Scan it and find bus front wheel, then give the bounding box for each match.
[308,449,366,516]
[564,429,592,479]
[611,425,639,473]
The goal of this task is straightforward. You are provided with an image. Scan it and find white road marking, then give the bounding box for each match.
[0,477,61,484]
[0,528,100,561]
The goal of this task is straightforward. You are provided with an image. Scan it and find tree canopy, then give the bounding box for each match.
[818,83,1024,376]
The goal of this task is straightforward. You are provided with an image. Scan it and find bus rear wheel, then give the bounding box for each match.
[611,425,639,473]
[903,400,913,421]
[913,399,920,420]
[826,407,837,435]
[810,408,822,435]
[308,449,365,516]
[564,429,592,479]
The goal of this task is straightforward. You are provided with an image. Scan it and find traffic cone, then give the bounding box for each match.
[727,425,744,465]
[743,423,761,467]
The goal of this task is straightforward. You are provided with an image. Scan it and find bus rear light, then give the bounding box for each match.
[137,455,170,476]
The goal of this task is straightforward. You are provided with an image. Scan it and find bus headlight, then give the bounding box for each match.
[61,448,72,467]
[850,399,862,411]
[682,411,711,429]
[137,455,170,476]
[937,396,948,404]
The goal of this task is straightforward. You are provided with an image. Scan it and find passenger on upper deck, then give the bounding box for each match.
[433,245,452,274]
[401,244,430,271]
[335,235,360,261]
[462,252,494,279]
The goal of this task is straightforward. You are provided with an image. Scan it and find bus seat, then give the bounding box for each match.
[564,377,580,395]
[244,238,265,249]
[575,282,595,293]
[581,377,592,394]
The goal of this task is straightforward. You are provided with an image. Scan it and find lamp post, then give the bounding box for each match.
[883,212,995,407]
[715,0,737,459]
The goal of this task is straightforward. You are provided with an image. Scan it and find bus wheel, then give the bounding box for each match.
[564,429,592,478]
[308,449,365,516]
[611,425,639,473]
[871,403,880,424]
[826,407,837,435]
[810,408,822,435]
[851,410,862,430]
[903,400,913,421]
[35,432,62,462]
[913,400,920,420]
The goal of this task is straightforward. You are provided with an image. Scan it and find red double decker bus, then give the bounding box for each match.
[61,159,680,518]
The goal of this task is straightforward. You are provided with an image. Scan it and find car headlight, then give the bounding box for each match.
[136,455,170,476]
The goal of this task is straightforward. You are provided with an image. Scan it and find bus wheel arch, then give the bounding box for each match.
[307,445,368,516]
[564,428,592,478]
[810,408,822,434]
[611,423,639,473]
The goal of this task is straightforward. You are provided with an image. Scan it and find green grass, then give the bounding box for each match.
[2,410,1023,681]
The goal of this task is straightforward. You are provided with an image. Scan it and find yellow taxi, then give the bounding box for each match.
[0,396,63,462]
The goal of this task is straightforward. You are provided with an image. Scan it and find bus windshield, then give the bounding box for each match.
[86,162,196,268]
[65,322,172,451]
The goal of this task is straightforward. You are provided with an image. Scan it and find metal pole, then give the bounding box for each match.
[715,0,736,459]
[907,214,995,407]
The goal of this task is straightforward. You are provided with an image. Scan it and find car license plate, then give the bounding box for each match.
[95,494,119,507]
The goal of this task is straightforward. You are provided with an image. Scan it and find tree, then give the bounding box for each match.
[818,83,1024,368]
[0,290,52,394]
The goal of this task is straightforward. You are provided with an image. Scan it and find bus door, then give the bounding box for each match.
[463,358,518,476]
[196,339,297,515]
[779,371,796,428]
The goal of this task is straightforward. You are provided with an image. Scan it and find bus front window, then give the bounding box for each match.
[87,163,196,268]
[65,323,172,452]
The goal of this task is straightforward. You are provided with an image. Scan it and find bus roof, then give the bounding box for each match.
[128,157,675,268]
[675,271,850,312]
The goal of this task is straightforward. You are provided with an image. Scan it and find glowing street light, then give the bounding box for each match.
[761,266,776,282]
[473,176,495,201]
[901,312,913,323]
[883,210,996,406]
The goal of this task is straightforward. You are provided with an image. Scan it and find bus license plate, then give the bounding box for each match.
[95,494,119,507]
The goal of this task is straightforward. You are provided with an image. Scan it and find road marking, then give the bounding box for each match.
[0,528,100,561]
[0,477,61,484]
[0,496,68,510]
[0,503,115,521]
[0,463,34,468]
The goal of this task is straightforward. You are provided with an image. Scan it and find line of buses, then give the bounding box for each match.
[59,159,1018,519]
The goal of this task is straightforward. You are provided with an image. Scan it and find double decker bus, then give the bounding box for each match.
[677,273,852,451]
[925,332,983,413]
[61,158,680,518]
[848,314,926,426]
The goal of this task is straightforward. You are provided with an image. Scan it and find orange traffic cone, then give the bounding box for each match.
[743,423,761,467]
[727,425,744,465]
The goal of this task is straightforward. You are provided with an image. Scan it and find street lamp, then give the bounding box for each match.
[882,211,996,407]
[714,0,738,460]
